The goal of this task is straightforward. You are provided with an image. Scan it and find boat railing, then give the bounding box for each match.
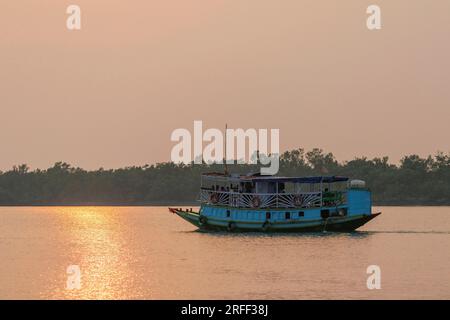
[199,189,346,209]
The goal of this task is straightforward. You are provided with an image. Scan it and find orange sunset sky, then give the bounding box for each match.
[1,1,449,170]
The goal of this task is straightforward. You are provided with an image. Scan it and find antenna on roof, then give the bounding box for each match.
[224,123,229,176]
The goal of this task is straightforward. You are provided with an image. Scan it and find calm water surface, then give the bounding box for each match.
[0,206,449,299]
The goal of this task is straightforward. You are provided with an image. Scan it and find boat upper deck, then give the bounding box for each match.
[200,172,350,209]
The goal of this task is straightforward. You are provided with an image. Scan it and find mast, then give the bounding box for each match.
[224,123,229,176]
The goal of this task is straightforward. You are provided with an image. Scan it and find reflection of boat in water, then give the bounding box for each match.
[169,172,381,232]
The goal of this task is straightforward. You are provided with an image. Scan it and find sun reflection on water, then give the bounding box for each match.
[51,207,134,299]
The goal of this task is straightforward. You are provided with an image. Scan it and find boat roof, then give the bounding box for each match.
[201,172,348,184]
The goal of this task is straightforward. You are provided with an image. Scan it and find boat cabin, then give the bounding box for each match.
[200,172,349,209]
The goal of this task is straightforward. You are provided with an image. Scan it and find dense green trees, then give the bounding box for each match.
[0,148,449,205]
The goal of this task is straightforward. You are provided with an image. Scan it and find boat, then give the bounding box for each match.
[169,172,381,232]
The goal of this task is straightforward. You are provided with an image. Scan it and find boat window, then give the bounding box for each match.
[256,182,268,193]
[242,182,253,193]
[321,209,330,219]
[266,212,271,220]
[268,182,276,193]
[256,182,277,194]
[298,211,304,217]
[312,183,321,192]
[295,183,310,193]
[284,183,295,193]
[226,210,231,217]
[285,212,291,219]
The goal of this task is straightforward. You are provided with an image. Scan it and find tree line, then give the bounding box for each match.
[0,148,449,206]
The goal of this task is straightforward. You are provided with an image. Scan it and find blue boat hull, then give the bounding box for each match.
[169,208,381,233]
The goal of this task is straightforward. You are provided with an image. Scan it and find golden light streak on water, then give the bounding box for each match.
[54,207,130,299]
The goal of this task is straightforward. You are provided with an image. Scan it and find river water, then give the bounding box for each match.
[0,206,449,299]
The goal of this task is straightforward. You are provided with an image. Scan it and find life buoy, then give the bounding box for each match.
[252,196,261,208]
[227,221,237,232]
[293,195,303,207]
[210,193,219,204]
[261,221,271,232]
[199,215,208,226]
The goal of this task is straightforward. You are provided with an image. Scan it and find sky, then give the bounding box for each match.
[1,1,449,170]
